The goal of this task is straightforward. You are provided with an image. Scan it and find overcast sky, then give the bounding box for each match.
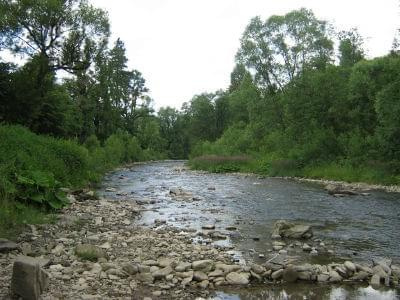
[91,0,399,110]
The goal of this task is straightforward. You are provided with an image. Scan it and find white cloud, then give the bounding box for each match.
[91,0,399,109]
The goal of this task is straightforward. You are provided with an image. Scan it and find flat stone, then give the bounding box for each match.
[192,260,214,272]
[226,272,249,285]
[202,224,215,230]
[152,266,173,279]
[0,238,19,253]
[175,262,191,272]
[350,271,369,281]
[122,263,139,275]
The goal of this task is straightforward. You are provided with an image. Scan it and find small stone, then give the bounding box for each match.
[175,262,191,272]
[329,270,342,283]
[271,269,284,280]
[75,244,107,260]
[302,243,311,252]
[226,272,249,285]
[122,263,139,275]
[282,267,298,283]
[198,280,209,289]
[152,291,162,296]
[152,266,173,279]
[192,260,214,272]
[202,224,215,230]
[344,261,356,272]
[193,271,208,282]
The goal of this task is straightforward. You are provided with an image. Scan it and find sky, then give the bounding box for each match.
[91,0,399,110]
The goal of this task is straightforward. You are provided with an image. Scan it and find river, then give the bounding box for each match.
[98,160,400,299]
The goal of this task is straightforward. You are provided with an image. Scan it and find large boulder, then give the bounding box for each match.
[271,220,313,239]
[11,256,49,300]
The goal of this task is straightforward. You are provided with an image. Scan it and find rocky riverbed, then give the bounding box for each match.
[1,162,399,299]
[0,192,399,299]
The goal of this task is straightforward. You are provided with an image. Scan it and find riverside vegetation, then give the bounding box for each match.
[0,1,399,298]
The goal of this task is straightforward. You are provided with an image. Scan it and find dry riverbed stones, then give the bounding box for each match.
[0,191,399,299]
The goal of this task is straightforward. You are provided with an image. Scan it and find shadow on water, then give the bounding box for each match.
[98,161,400,299]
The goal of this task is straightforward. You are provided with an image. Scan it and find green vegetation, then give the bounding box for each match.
[162,9,400,185]
[0,3,399,236]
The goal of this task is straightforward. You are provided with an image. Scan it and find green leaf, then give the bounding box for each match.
[16,174,35,185]
[31,193,45,203]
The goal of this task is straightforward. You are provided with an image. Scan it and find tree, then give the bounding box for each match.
[236,8,333,90]
[0,0,109,75]
[338,29,365,67]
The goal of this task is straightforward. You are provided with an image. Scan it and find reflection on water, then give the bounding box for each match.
[99,161,400,299]
[214,284,399,300]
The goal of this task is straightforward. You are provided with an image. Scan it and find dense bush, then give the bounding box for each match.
[0,124,162,237]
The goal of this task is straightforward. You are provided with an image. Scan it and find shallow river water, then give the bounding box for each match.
[99,161,400,299]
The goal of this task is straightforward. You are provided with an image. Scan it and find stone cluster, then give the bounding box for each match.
[0,191,398,299]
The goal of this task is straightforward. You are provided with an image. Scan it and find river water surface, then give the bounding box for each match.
[98,161,400,299]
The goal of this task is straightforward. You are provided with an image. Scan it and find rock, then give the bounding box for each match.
[271,220,313,239]
[143,260,159,266]
[122,263,139,275]
[152,290,162,296]
[226,272,249,285]
[20,242,32,255]
[317,273,330,282]
[158,258,174,268]
[250,263,264,274]
[302,243,312,252]
[152,266,173,279]
[198,280,209,289]
[344,261,356,272]
[225,226,237,231]
[175,262,192,272]
[0,238,18,253]
[371,274,381,286]
[325,184,359,196]
[202,224,216,230]
[192,260,214,272]
[11,256,49,300]
[75,244,107,260]
[193,271,208,282]
[216,263,241,274]
[181,276,193,286]
[136,273,154,283]
[282,267,298,283]
[329,270,342,283]
[310,249,318,255]
[271,269,284,280]
[350,271,369,281]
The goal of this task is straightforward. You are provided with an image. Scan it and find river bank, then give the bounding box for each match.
[1,162,399,299]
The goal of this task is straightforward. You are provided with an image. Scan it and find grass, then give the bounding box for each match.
[190,155,400,186]
[189,155,253,173]
[0,200,56,240]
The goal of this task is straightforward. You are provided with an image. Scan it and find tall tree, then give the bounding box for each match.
[236,8,333,90]
[338,29,365,67]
